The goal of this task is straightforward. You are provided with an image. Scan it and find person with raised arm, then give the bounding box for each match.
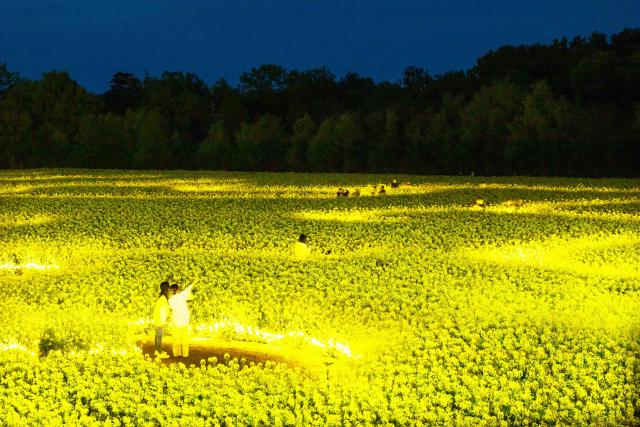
[168,278,198,358]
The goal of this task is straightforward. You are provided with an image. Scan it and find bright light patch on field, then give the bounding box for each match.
[132,317,355,357]
[193,320,355,357]
[467,198,640,223]
[0,214,59,227]
[0,185,33,195]
[293,210,388,223]
[171,183,247,193]
[474,182,640,194]
[291,206,454,223]
[0,342,31,353]
[0,262,60,271]
[464,233,640,279]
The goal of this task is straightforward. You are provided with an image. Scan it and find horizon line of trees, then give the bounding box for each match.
[1,28,639,177]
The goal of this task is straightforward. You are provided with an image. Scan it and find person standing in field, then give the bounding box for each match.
[153,281,171,358]
[169,280,197,358]
[294,234,311,259]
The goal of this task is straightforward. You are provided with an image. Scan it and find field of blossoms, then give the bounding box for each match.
[0,170,639,426]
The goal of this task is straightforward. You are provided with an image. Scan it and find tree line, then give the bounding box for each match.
[1,28,639,177]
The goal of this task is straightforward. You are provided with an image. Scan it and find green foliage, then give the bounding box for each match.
[0,86,34,168]
[506,81,574,175]
[307,116,339,172]
[234,114,286,171]
[102,72,143,115]
[197,122,234,170]
[335,112,366,173]
[459,82,525,175]
[0,62,21,96]
[287,114,316,171]
[72,113,131,169]
[366,109,405,173]
[130,109,174,169]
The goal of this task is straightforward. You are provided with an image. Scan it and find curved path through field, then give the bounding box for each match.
[138,336,336,371]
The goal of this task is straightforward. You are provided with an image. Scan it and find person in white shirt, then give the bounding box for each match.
[169,280,196,357]
[294,234,311,259]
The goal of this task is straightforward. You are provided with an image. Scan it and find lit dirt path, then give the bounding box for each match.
[137,336,335,371]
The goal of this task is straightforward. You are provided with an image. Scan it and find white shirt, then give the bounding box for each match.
[294,241,310,259]
[169,284,193,327]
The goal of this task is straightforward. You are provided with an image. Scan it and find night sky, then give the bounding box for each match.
[3,0,639,93]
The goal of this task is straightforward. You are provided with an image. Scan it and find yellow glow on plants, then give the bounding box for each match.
[0,185,33,195]
[171,183,247,193]
[193,320,356,358]
[0,342,34,355]
[292,210,389,223]
[291,206,455,223]
[133,317,355,358]
[463,233,640,279]
[2,171,639,425]
[0,214,60,228]
[0,262,60,271]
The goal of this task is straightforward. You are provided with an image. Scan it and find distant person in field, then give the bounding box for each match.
[352,188,360,197]
[169,280,197,358]
[503,198,524,208]
[153,281,171,358]
[379,185,386,195]
[337,188,350,197]
[294,234,311,259]
[391,179,399,189]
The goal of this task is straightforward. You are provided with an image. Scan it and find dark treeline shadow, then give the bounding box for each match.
[1,28,639,177]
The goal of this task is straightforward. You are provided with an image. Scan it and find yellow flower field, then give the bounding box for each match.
[0,170,639,425]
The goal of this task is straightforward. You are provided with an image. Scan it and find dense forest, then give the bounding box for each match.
[1,29,639,177]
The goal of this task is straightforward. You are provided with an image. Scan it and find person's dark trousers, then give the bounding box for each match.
[155,327,164,353]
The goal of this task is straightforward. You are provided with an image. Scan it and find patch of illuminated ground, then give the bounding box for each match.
[137,336,343,371]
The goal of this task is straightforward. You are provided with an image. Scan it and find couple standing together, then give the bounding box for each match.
[153,279,197,359]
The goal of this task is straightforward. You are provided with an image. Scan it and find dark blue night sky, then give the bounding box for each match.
[3,0,639,93]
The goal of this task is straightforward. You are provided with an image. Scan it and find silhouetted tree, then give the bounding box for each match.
[239,64,288,119]
[234,114,286,171]
[335,112,366,172]
[338,72,375,111]
[0,28,638,176]
[308,116,339,172]
[366,109,405,172]
[287,114,316,171]
[143,71,210,166]
[506,81,574,175]
[285,67,338,123]
[128,109,173,169]
[211,78,248,134]
[0,82,33,168]
[0,71,100,167]
[71,113,131,168]
[0,63,21,99]
[196,122,234,170]
[459,82,525,175]
[103,72,143,114]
